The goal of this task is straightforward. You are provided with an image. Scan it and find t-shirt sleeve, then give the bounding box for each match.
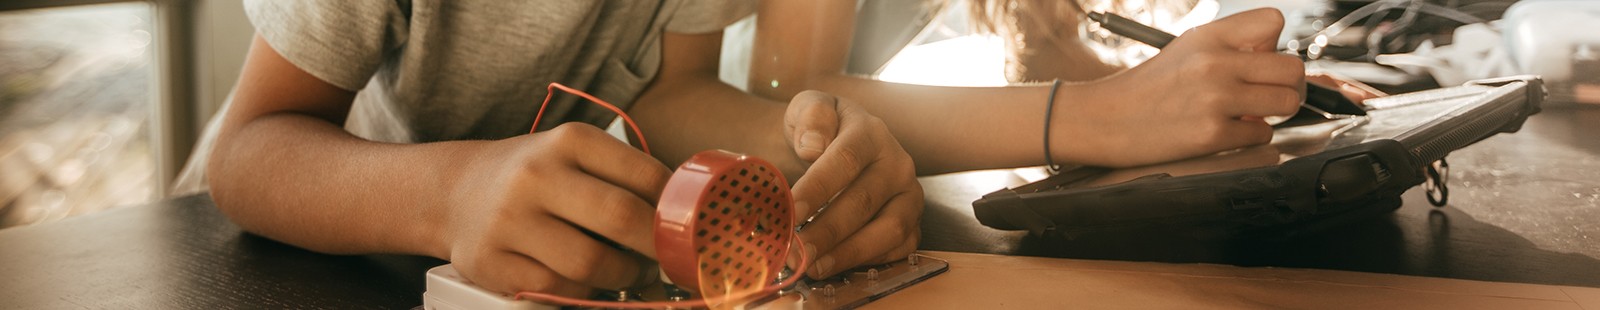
[243,0,409,91]
[665,0,758,34]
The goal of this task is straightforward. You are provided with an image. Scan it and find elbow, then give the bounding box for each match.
[203,122,253,225]
[204,131,242,218]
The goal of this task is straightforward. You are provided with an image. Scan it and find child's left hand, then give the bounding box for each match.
[781,90,925,279]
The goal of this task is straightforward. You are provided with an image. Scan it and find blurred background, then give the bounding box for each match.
[0,0,1580,228]
[1,0,250,228]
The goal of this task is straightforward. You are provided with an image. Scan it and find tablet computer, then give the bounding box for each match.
[971,76,1546,239]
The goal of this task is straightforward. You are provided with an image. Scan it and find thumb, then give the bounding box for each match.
[784,90,841,162]
[1197,7,1285,52]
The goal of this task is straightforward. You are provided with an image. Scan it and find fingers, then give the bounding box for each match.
[803,189,923,278]
[795,161,904,273]
[540,170,659,258]
[547,123,672,202]
[1220,84,1302,117]
[504,216,650,290]
[1338,83,1379,104]
[1189,53,1300,120]
[785,90,842,162]
[1305,72,1340,89]
[1309,72,1386,103]
[473,251,593,297]
[875,225,922,264]
[1231,53,1305,88]
[1200,10,1305,119]
[1200,8,1285,52]
[783,97,921,278]
[788,120,878,221]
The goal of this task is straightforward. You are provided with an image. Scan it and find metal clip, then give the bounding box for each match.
[1424,158,1450,207]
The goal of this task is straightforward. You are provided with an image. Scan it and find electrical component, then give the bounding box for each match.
[655,150,794,299]
[423,83,945,310]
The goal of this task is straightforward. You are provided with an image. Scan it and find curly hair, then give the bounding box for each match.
[965,0,1196,82]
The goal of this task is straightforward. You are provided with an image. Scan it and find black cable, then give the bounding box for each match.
[1044,79,1063,174]
[1368,0,1425,60]
[1298,0,1488,62]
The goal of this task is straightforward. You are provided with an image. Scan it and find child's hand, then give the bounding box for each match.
[1061,8,1305,167]
[781,90,924,278]
[444,123,670,296]
[1307,71,1387,104]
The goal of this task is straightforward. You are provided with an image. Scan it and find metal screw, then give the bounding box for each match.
[777,267,793,283]
[907,254,920,266]
[821,284,836,298]
[866,268,879,281]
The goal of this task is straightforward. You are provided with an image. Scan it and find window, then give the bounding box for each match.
[0,2,157,227]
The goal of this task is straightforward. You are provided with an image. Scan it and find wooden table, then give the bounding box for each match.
[2,105,1596,309]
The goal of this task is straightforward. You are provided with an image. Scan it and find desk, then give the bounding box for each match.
[920,106,1600,287]
[2,106,1597,309]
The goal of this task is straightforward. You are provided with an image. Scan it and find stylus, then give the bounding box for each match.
[1086,11,1369,117]
[1086,12,1174,48]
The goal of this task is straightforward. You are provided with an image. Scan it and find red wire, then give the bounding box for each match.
[531,83,651,155]
[523,82,806,308]
[513,240,812,309]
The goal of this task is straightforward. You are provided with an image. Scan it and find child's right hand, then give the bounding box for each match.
[442,122,670,297]
[1058,8,1305,168]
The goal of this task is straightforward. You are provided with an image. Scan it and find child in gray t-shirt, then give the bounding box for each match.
[201,0,925,298]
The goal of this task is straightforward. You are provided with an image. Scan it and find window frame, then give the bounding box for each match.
[2,0,197,197]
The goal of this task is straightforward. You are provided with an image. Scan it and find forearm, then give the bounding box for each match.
[803,75,1072,175]
[629,30,807,181]
[751,51,1075,174]
[630,75,802,181]
[750,3,1307,173]
[208,113,478,259]
[748,0,1080,174]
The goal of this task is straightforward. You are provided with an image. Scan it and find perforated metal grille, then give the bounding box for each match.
[692,163,792,296]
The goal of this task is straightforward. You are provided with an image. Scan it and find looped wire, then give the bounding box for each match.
[1424,158,1450,207]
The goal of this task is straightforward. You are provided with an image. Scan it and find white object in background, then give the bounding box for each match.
[1375,23,1517,86]
[422,264,556,310]
[1213,0,1330,47]
[1503,0,1600,83]
[876,35,1010,87]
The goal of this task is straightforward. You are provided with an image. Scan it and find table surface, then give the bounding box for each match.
[918,104,1600,287]
[2,105,1597,309]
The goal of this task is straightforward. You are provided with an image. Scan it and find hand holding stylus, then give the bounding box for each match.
[1054,8,1305,167]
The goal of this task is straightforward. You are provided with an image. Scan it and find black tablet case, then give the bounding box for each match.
[972,76,1546,239]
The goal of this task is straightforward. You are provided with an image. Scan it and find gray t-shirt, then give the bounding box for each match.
[174,0,755,193]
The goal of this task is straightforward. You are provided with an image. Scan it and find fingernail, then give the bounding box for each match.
[787,241,815,268]
[799,131,826,154]
[811,255,834,277]
[787,250,802,269]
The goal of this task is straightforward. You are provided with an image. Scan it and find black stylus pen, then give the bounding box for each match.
[1086,11,1367,116]
[1086,12,1175,48]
